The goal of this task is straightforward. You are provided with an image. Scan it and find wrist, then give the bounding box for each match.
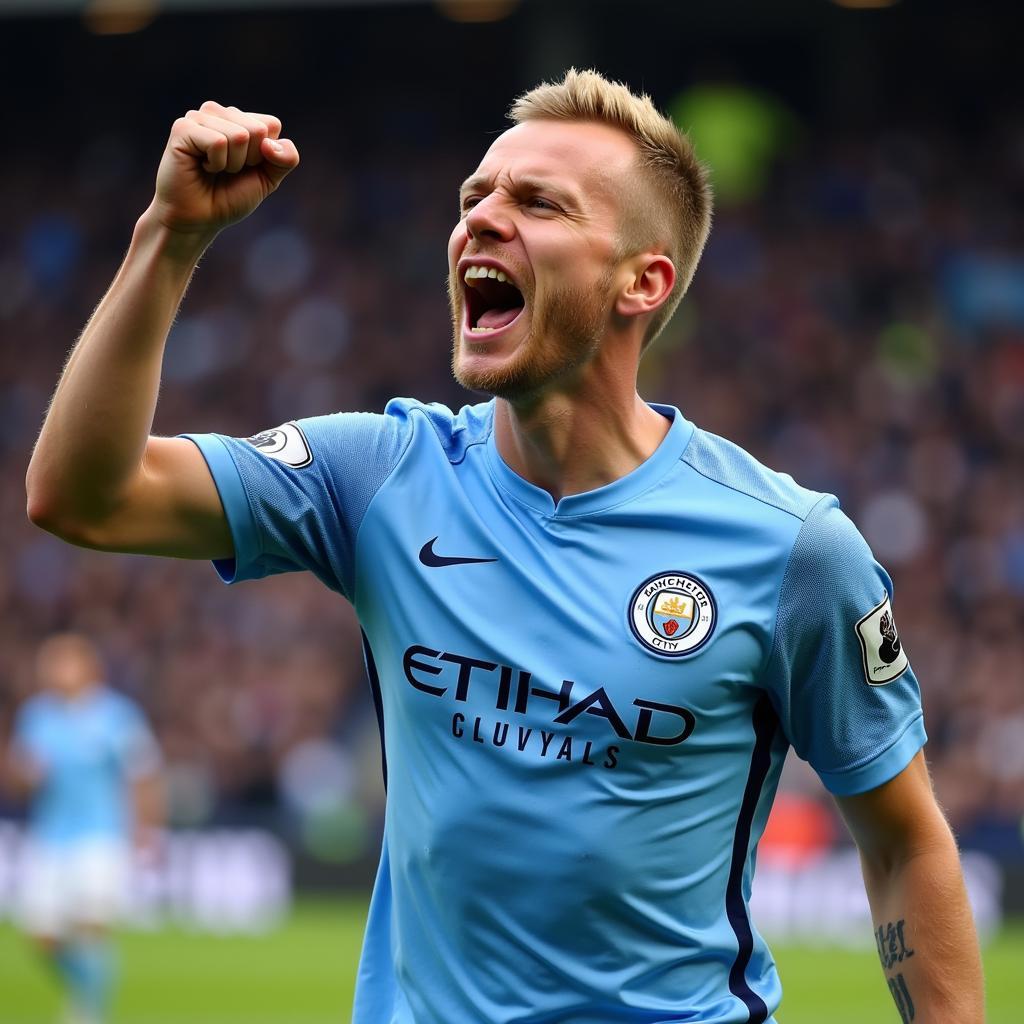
[133,203,220,269]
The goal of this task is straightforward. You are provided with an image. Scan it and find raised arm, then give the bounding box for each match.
[26,101,300,558]
[835,750,985,1023]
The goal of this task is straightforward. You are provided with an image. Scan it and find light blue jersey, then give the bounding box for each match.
[187,400,925,1024]
[14,688,159,847]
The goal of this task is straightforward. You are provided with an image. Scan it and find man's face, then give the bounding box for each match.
[36,634,102,700]
[448,119,638,400]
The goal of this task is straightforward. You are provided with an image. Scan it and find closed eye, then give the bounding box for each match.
[526,196,559,212]
[460,194,560,214]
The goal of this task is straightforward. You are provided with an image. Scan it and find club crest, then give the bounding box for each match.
[629,572,716,658]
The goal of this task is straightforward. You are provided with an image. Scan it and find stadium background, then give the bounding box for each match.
[1,0,1022,1019]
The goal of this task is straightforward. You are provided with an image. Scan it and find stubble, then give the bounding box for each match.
[448,269,613,401]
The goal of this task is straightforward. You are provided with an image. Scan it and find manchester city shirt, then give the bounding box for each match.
[186,399,925,1024]
[13,687,160,847]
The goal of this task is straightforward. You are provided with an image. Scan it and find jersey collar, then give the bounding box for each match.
[484,403,693,518]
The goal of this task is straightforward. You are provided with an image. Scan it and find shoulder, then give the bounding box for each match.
[679,427,877,599]
[14,694,50,730]
[293,397,493,464]
[95,688,144,723]
[377,397,495,465]
[681,425,828,524]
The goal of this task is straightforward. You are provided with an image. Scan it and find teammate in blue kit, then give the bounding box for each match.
[27,71,984,1021]
[6,633,162,1024]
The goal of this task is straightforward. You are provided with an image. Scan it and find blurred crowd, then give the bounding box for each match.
[0,99,1022,861]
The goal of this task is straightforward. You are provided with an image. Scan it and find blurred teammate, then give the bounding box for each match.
[7,634,162,1024]
[26,72,983,1021]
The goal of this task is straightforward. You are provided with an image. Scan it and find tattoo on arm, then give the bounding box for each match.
[887,974,915,1022]
[876,919,915,970]
[876,920,916,1022]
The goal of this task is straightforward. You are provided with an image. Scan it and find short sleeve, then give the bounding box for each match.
[763,496,927,796]
[183,407,413,601]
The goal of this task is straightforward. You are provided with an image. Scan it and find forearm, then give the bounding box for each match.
[3,752,42,801]
[132,772,165,847]
[861,834,985,1023]
[26,209,214,531]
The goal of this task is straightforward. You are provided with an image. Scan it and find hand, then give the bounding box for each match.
[149,100,300,238]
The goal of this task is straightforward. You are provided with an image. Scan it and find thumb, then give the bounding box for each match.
[260,136,300,186]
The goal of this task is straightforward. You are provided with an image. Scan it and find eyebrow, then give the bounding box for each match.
[458,174,581,210]
[458,174,490,198]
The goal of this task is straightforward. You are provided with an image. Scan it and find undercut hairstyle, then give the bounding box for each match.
[510,68,713,345]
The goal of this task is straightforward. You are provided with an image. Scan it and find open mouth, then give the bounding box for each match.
[462,264,526,334]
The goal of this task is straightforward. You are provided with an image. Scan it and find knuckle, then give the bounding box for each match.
[230,131,249,146]
[199,99,221,112]
[259,114,282,135]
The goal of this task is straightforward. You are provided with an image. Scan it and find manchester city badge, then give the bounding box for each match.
[628,571,716,658]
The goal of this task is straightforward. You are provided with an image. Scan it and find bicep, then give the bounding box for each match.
[77,436,233,559]
[835,751,952,869]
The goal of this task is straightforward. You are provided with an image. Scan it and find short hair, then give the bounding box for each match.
[509,68,713,345]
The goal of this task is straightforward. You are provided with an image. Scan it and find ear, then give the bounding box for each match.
[614,254,676,320]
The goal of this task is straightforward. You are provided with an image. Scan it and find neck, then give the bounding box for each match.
[493,374,670,502]
[59,688,92,703]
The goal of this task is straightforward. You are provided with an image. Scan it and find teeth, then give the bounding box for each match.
[463,264,513,286]
[469,326,496,333]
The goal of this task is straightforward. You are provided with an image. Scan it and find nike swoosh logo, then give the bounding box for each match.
[418,537,498,568]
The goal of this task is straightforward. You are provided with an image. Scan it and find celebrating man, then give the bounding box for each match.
[27,70,983,1022]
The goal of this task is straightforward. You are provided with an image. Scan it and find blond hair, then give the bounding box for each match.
[509,68,712,345]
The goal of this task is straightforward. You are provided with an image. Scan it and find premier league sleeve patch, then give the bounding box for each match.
[243,422,313,468]
[628,572,716,658]
[855,595,909,685]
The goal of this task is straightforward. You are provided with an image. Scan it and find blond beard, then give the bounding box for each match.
[448,270,612,400]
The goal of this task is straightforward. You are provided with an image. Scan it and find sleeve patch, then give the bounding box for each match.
[244,422,313,468]
[855,595,909,685]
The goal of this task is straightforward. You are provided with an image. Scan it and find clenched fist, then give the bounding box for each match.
[150,100,300,238]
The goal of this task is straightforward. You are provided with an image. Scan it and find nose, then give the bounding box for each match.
[464,193,515,244]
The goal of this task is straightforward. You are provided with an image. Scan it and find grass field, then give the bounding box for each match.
[1,900,1020,1022]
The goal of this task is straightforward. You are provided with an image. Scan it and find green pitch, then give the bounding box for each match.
[1,899,1020,1022]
